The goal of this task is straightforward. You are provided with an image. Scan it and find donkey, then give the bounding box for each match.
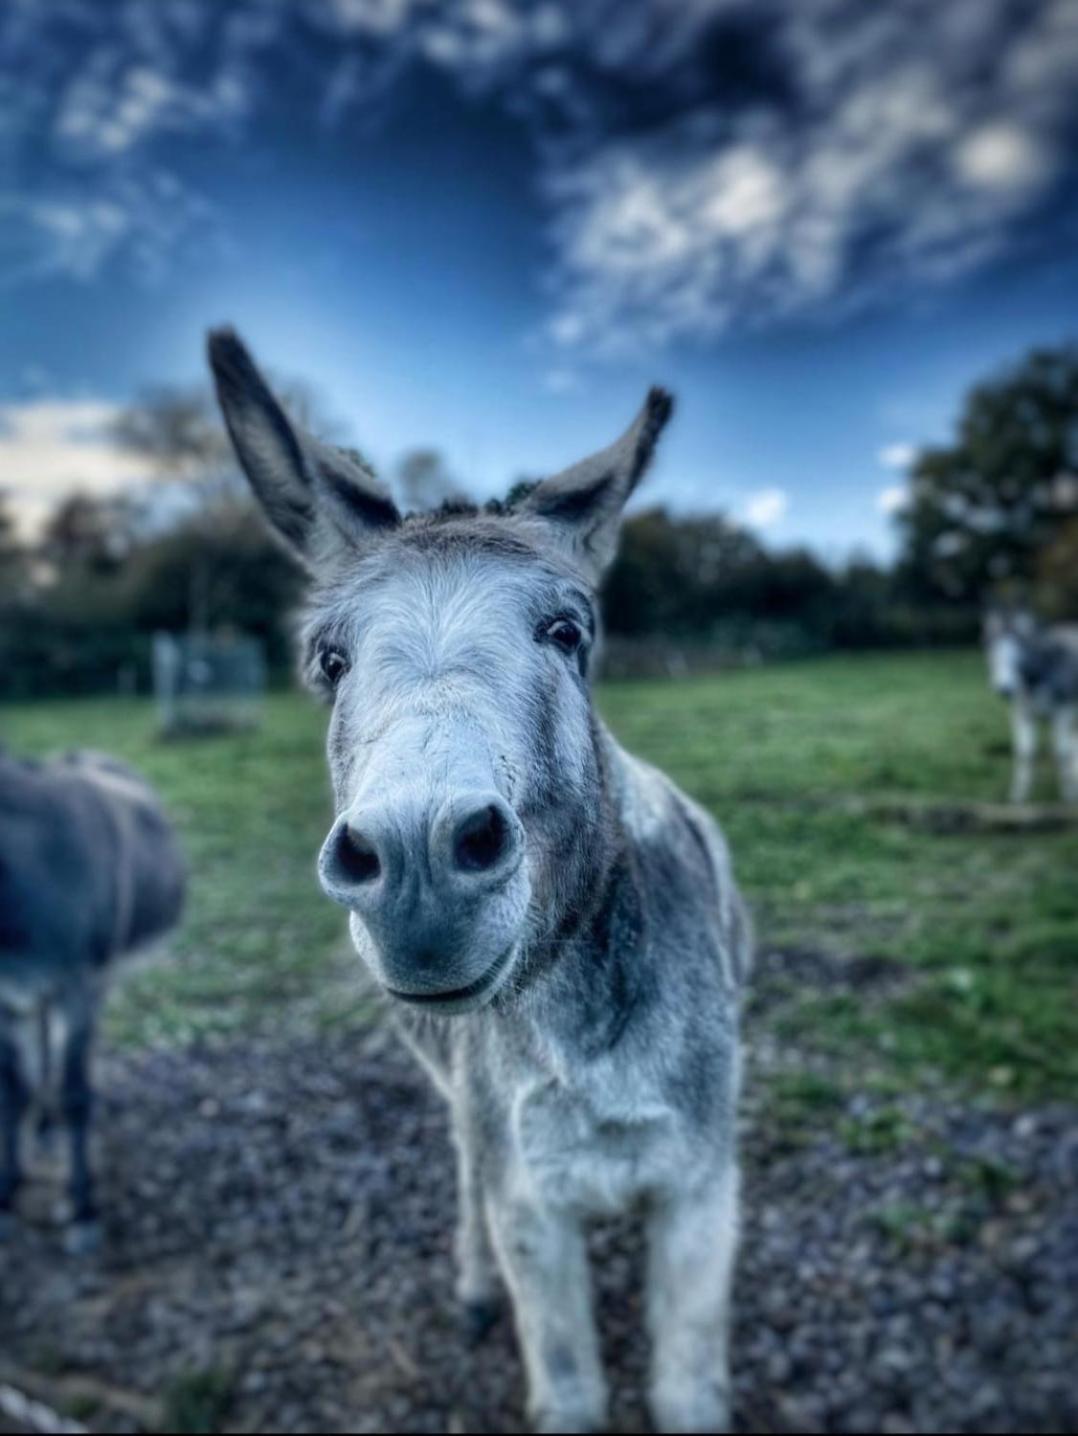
[984,609,1078,804]
[0,749,185,1249]
[209,328,752,1434]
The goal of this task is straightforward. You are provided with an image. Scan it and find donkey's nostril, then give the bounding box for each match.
[336,825,381,884]
[453,803,509,874]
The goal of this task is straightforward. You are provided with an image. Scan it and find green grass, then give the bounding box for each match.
[3,652,1076,1100]
[159,1364,235,1436]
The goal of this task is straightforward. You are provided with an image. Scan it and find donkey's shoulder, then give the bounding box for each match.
[613,745,731,883]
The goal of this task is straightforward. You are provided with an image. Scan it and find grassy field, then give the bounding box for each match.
[2,651,1075,1102]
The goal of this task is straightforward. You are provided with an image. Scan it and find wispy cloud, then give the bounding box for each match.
[877,484,910,516]
[2,0,1076,348]
[0,174,216,287]
[54,58,246,160]
[542,1,1078,352]
[541,367,582,396]
[0,0,252,283]
[743,487,789,530]
[877,442,916,471]
[0,194,130,283]
[0,399,147,535]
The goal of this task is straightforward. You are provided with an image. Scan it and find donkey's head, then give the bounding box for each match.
[208,328,672,1014]
[984,606,1038,699]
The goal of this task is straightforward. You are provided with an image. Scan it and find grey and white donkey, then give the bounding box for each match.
[0,749,185,1247]
[209,329,752,1434]
[984,609,1078,804]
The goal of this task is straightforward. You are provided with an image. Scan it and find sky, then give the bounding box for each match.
[1,0,1077,558]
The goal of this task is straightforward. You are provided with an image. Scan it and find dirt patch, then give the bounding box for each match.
[743,790,1078,835]
[746,946,914,1019]
[0,995,1075,1433]
[861,797,1078,836]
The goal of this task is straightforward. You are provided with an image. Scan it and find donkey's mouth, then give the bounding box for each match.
[386,944,517,1014]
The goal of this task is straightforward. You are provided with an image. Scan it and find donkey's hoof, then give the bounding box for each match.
[530,1407,604,1435]
[459,1297,501,1348]
[63,1218,102,1257]
[650,1389,730,1435]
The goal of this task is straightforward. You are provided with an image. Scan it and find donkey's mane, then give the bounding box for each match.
[401,482,540,523]
[378,490,546,562]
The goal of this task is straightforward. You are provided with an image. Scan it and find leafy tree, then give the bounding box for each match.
[395,448,464,512]
[1037,514,1078,619]
[114,383,245,508]
[601,507,846,643]
[898,346,1078,606]
[110,386,245,633]
[40,493,136,576]
[0,490,27,603]
[121,506,304,668]
[110,380,343,635]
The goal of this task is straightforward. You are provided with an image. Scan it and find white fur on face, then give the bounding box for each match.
[310,544,599,1002]
[324,551,593,810]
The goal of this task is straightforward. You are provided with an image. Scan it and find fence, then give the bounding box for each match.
[153,633,265,736]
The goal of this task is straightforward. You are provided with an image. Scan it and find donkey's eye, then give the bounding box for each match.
[320,648,349,687]
[544,617,583,655]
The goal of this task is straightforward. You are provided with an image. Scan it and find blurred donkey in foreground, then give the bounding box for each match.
[0,751,185,1249]
[985,609,1078,804]
[210,328,752,1433]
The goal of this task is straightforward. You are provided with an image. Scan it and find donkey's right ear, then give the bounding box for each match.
[207,327,400,566]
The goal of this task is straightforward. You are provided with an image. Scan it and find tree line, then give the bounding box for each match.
[1,344,1075,698]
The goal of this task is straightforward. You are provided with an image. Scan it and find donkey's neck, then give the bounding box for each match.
[496,723,655,1059]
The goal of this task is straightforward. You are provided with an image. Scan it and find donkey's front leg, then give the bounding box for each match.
[0,1016,29,1236]
[1052,708,1078,804]
[58,985,101,1252]
[1011,700,1038,804]
[452,1111,501,1344]
[646,1165,739,1435]
[487,1194,606,1433]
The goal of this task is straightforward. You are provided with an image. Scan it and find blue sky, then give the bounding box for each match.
[2,0,1077,557]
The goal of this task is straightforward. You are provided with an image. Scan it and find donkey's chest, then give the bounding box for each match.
[507,1068,688,1215]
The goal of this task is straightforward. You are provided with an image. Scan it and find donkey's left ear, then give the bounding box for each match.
[517,387,674,581]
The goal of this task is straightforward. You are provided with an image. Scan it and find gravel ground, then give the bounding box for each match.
[0,950,1075,1434]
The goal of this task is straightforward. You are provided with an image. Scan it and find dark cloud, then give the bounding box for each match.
[2,0,1076,351]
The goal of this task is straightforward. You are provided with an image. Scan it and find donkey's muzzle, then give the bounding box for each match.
[320,791,522,904]
[319,790,527,1004]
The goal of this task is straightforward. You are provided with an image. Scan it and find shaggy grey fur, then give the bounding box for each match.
[210,327,751,1433]
[984,609,1078,804]
[0,750,185,1245]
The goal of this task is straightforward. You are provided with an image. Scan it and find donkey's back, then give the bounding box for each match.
[0,751,184,988]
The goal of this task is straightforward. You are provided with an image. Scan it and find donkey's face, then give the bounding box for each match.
[208,329,672,1013]
[984,609,1036,699]
[306,539,599,1011]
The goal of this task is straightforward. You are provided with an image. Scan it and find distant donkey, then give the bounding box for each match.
[209,328,752,1434]
[984,609,1078,804]
[0,750,185,1249]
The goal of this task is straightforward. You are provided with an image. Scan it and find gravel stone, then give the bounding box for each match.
[0,952,1075,1432]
